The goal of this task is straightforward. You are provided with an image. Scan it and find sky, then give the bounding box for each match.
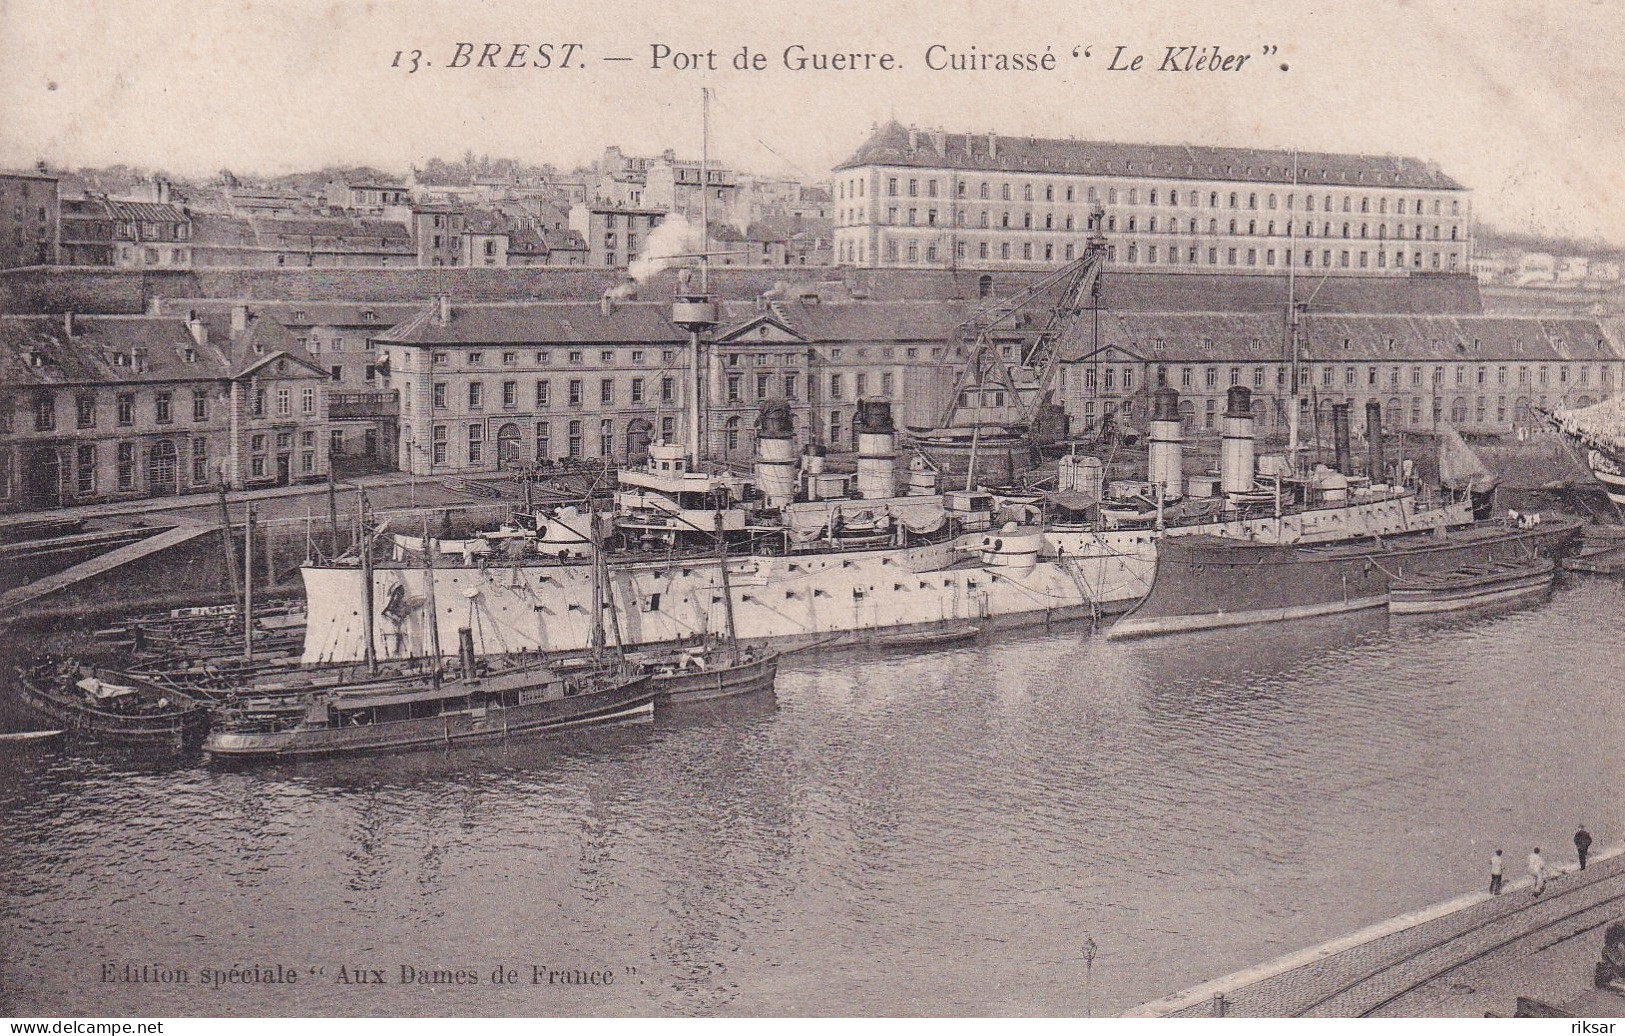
[2,0,1623,244]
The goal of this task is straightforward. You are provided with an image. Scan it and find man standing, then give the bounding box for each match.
[1529,847,1547,897]
[1489,849,1504,895]
[1576,826,1593,871]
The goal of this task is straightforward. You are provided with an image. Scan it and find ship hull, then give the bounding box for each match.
[653,654,779,705]
[298,492,1470,665]
[204,676,654,759]
[1584,449,1625,508]
[1109,518,1582,639]
[1388,561,1555,614]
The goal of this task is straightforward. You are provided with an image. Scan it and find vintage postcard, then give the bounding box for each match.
[0,0,1621,1025]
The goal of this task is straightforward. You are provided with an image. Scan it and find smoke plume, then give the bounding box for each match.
[628,214,702,283]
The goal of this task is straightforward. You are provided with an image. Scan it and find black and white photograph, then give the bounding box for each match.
[0,0,1622,1023]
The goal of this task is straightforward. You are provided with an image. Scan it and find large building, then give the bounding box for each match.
[568,205,666,269]
[59,198,193,268]
[0,312,333,512]
[0,171,61,269]
[832,121,1471,276]
[373,293,966,476]
[1056,313,1625,440]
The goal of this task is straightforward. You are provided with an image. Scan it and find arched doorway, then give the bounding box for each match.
[22,446,62,509]
[495,423,523,469]
[1177,399,1195,435]
[978,274,994,298]
[625,418,653,464]
[148,441,178,496]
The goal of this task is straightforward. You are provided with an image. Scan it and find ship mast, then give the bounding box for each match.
[672,89,720,467]
[358,491,377,675]
[421,516,441,687]
[715,503,739,652]
[1286,148,1302,471]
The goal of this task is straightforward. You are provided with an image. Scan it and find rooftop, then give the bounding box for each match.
[835,120,1466,191]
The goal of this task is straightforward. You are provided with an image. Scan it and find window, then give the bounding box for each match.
[829,373,843,399]
[568,419,583,459]
[275,388,289,417]
[784,372,799,399]
[535,422,551,460]
[195,389,211,421]
[468,382,483,409]
[76,444,95,495]
[117,442,135,490]
[503,381,518,407]
[117,393,134,426]
[300,387,314,415]
[253,388,266,417]
[600,419,614,457]
[468,351,483,365]
[468,424,484,464]
[433,382,448,409]
[431,425,448,465]
[600,379,614,405]
[34,393,55,432]
[191,439,208,484]
[661,377,674,404]
[569,379,583,406]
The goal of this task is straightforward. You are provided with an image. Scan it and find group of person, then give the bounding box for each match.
[1489,825,1593,897]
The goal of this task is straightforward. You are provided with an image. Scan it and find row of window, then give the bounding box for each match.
[428,376,679,411]
[1071,362,1617,394]
[428,348,680,368]
[850,174,1462,218]
[1076,394,1568,433]
[862,206,1459,245]
[856,235,1466,271]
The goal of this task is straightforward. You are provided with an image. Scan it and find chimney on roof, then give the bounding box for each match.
[907,124,919,151]
[231,305,249,334]
[188,317,207,348]
[435,294,451,325]
[987,131,998,160]
[133,348,147,374]
[931,130,946,154]
[600,291,616,318]
[147,295,161,316]
[63,311,74,337]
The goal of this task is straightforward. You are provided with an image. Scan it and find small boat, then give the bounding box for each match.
[1563,543,1625,575]
[0,729,64,744]
[647,645,780,706]
[203,661,654,760]
[1388,557,1556,614]
[11,662,211,745]
[870,623,982,649]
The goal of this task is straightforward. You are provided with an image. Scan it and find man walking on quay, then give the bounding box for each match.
[1489,849,1504,895]
[1529,847,1548,897]
[1576,825,1593,871]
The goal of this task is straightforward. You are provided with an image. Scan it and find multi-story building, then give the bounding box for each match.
[58,198,191,268]
[833,121,1471,275]
[0,171,60,268]
[185,212,413,267]
[0,312,333,512]
[568,204,666,269]
[373,293,984,476]
[325,180,409,214]
[412,205,465,266]
[460,211,509,267]
[159,300,419,472]
[1055,313,1625,440]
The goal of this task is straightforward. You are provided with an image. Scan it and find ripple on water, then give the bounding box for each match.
[0,580,1621,1014]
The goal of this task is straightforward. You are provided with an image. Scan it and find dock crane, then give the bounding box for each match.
[911,207,1109,481]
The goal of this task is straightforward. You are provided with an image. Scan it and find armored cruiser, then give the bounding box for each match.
[299,381,1474,665]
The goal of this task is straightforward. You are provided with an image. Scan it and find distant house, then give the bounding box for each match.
[0,171,60,268]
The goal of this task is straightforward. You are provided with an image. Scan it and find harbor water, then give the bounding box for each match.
[1,578,1621,1016]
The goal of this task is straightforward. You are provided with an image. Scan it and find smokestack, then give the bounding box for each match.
[458,627,476,678]
[1147,384,1183,499]
[753,401,799,507]
[1366,400,1385,481]
[231,305,249,334]
[1221,386,1256,495]
[1332,402,1352,474]
[855,399,897,499]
